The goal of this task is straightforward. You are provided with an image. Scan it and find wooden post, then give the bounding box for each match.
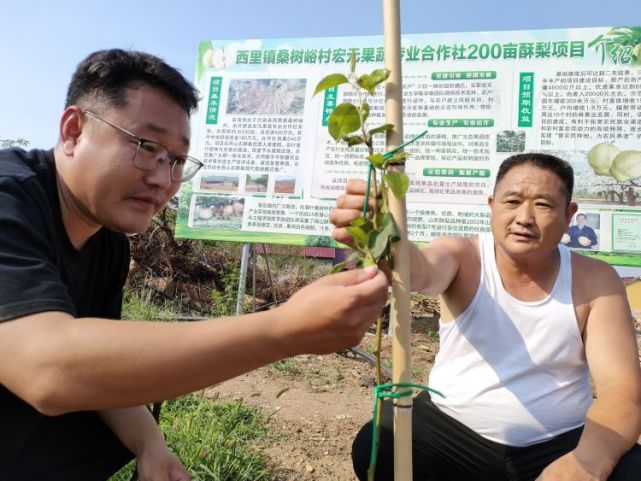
[383,1,413,480]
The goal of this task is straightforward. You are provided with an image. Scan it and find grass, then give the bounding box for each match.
[115,290,274,481]
[121,288,176,320]
[108,393,271,481]
[411,365,428,379]
[113,241,335,480]
[270,358,302,377]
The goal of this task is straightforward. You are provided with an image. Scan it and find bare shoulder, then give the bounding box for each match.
[571,252,629,336]
[571,251,624,300]
[435,236,480,318]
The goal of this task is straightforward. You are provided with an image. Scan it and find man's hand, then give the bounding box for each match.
[329,179,374,246]
[99,407,190,481]
[535,451,608,481]
[137,440,190,481]
[275,266,388,355]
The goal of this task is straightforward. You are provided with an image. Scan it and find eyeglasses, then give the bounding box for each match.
[83,110,203,182]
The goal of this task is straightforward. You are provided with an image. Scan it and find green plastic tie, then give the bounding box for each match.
[368,382,444,472]
[362,129,428,217]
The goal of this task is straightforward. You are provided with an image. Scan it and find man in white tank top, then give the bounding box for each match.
[332,153,641,480]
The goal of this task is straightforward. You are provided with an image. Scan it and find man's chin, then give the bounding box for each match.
[501,238,543,255]
[104,216,153,235]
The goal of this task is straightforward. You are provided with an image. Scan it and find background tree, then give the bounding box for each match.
[1,138,30,148]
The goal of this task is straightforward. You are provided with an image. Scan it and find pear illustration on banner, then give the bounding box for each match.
[587,142,641,182]
[587,142,619,176]
[609,150,641,182]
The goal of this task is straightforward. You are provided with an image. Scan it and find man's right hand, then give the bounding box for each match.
[274,266,388,355]
[329,179,373,246]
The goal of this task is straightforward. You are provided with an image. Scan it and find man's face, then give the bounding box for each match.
[576,215,586,227]
[488,164,577,258]
[65,85,190,234]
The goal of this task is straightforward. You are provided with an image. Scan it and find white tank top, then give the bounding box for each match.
[429,232,592,446]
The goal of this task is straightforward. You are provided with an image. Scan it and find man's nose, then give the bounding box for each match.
[144,157,174,188]
[515,202,534,225]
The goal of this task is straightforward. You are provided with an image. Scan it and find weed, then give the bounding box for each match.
[334,365,344,383]
[122,288,183,321]
[411,365,427,379]
[211,265,240,316]
[364,342,377,353]
[270,359,301,377]
[109,393,270,481]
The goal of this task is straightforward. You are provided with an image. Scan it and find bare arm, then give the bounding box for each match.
[99,406,165,456]
[538,259,641,480]
[330,178,462,296]
[99,407,190,481]
[577,261,641,475]
[0,267,388,415]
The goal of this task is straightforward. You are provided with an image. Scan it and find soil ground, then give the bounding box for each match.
[205,310,437,480]
[206,310,641,481]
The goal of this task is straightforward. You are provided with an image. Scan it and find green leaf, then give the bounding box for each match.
[367,153,386,169]
[357,74,372,94]
[342,135,365,147]
[360,103,370,124]
[350,217,369,228]
[347,251,361,264]
[328,103,361,141]
[383,172,410,199]
[369,68,391,86]
[350,50,357,73]
[381,213,400,243]
[313,74,349,96]
[350,220,374,245]
[358,69,391,94]
[368,124,394,137]
[330,261,347,274]
[363,257,377,267]
[368,229,390,261]
[345,226,369,244]
[386,151,410,164]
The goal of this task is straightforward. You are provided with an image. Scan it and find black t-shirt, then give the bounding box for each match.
[0,148,130,469]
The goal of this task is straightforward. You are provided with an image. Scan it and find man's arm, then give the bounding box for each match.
[99,407,189,481]
[538,258,641,480]
[0,266,388,415]
[330,178,463,296]
[578,261,641,473]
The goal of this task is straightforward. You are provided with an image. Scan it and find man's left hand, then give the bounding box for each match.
[137,441,190,481]
[535,451,608,481]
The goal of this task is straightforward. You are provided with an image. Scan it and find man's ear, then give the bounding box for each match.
[59,107,85,156]
[566,201,578,225]
[487,195,494,208]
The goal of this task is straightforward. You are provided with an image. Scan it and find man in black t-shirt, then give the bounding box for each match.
[0,49,388,480]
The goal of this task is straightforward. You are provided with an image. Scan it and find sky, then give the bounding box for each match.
[0,0,637,148]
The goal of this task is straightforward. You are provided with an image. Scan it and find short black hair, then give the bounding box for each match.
[576,213,587,220]
[494,153,574,205]
[65,49,198,115]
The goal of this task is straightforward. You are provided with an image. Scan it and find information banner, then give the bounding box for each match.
[176,27,641,266]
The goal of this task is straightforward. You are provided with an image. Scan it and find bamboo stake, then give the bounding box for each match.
[382,1,413,480]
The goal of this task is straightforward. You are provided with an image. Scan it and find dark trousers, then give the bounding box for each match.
[352,391,641,481]
[1,411,134,481]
